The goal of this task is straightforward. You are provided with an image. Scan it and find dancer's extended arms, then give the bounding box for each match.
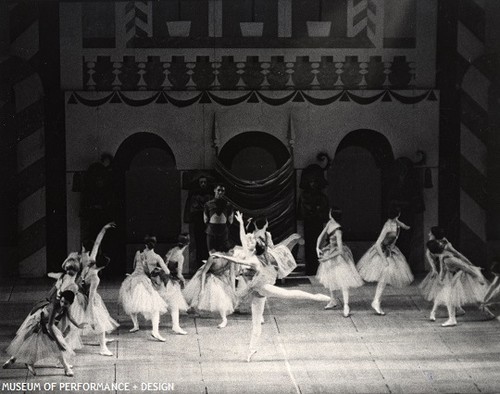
[425,250,438,275]
[155,254,170,276]
[235,211,251,250]
[446,256,485,282]
[443,239,474,266]
[395,218,410,230]
[375,222,390,265]
[210,253,258,269]
[90,222,116,261]
[200,258,214,293]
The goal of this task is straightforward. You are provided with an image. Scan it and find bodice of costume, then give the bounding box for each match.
[381,220,400,248]
[167,260,182,282]
[208,258,231,277]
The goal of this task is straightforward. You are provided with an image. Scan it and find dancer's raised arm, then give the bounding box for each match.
[90,222,116,261]
[395,218,410,231]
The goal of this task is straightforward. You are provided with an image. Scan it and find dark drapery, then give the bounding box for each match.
[214,157,295,243]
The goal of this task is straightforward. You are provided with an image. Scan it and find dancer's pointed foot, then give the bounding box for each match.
[3,358,15,369]
[429,311,436,321]
[324,300,338,310]
[343,305,350,318]
[217,319,228,329]
[172,327,187,335]
[371,301,385,315]
[456,307,466,316]
[106,338,115,343]
[26,364,36,376]
[129,326,139,333]
[64,367,74,377]
[99,348,114,356]
[246,350,257,363]
[151,332,166,342]
[441,319,457,327]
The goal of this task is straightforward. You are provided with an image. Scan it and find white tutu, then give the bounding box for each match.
[357,244,414,288]
[119,273,168,318]
[7,309,74,364]
[419,271,441,301]
[82,293,119,336]
[162,280,189,312]
[316,246,364,291]
[434,270,487,307]
[184,270,236,315]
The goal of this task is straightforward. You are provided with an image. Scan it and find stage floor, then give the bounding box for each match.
[1,276,499,394]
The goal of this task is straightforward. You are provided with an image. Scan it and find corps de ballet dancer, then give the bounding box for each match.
[161,234,190,335]
[183,249,237,329]
[357,206,413,315]
[118,235,169,342]
[3,290,86,377]
[212,219,330,362]
[426,240,487,326]
[76,222,118,356]
[315,208,364,317]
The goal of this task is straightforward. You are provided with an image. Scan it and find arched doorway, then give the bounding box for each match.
[217,132,295,244]
[328,130,394,259]
[113,133,180,275]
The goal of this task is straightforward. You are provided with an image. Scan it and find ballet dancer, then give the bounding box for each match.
[118,235,170,341]
[212,236,330,362]
[426,240,487,326]
[161,234,190,335]
[316,208,364,316]
[3,290,86,377]
[183,251,237,329]
[357,206,413,315]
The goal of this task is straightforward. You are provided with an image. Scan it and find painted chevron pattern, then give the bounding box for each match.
[125,1,152,47]
[4,1,47,277]
[347,0,383,47]
[457,0,490,266]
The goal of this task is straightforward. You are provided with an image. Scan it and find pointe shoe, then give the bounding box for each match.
[151,332,166,342]
[106,338,115,343]
[64,367,74,377]
[55,362,73,369]
[456,307,466,316]
[429,311,436,321]
[343,305,350,318]
[246,350,257,363]
[217,320,228,329]
[26,364,36,376]
[371,301,385,315]
[324,300,338,310]
[99,348,114,356]
[129,326,139,333]
[3,358,14,369]
[172,327,188,335]
[260,317,265,325]
[441,319,457,327]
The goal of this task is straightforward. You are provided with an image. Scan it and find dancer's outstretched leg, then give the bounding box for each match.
[129,313,139,332]
[171,307,187,335]
[342,288,350,317]
[151,312,166,342]
[372,281,386,315]
[99,332,113,356]
[324,290,338,310]
[260,285,330,302]
[248,296,266,362]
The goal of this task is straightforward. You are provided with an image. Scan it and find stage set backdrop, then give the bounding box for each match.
[5,0,499,277]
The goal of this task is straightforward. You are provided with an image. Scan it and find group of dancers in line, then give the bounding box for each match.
[2,205,494,376]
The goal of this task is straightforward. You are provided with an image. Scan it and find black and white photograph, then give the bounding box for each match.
[1,0,500,393]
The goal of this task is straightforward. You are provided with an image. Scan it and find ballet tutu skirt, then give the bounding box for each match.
[162,280,189,312]
[434,269,487,307]
[6,309,75,364]
[81,293,119,336]
[418,271,441,301]
[119,273,168,318]
[316,246,364,291]
[183,270,237,315]
[357,244,414,288]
